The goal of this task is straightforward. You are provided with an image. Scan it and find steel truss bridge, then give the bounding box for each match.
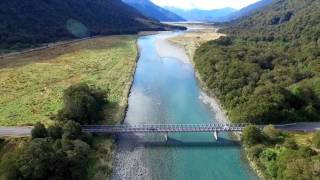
[82,123,250,141]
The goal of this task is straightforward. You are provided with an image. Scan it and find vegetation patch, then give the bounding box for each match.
[1,82,125,180]
[194,0,320,124]
[0,36,137,126]
[242,126,320,179]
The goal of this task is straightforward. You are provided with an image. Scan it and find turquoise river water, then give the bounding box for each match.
[112,32,258,180]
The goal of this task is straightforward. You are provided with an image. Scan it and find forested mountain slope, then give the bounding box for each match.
[0,0,179,52]
[122,0,184,22]
[194,0,320,124]
[222,0,273,22]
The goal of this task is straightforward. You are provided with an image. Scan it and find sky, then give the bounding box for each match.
[151,0,261,10]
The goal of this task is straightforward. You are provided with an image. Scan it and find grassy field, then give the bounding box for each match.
[0,36,137,126]
[0,35,138,180]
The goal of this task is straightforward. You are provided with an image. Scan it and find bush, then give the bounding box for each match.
[57,83,107,124]
[298,146,316,158]
[283,138,298,150]
[263,125,284,143]
[31,122,47,139]
[0,152,19,180]
[312,131,320,149]
[17,139,55,179]
[62,121,82,140]
[47,124,63,140]
[242,125,264,146]
[248,144,265,159]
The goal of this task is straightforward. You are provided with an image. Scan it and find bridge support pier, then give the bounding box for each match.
[164,133,168,143]
[213,131,218,141]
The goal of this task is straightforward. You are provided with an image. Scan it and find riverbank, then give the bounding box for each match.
[167,26,231,125]
[168,26,262,178]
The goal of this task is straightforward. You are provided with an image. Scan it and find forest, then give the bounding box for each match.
[194,0,320,124]
[0,0,184,52]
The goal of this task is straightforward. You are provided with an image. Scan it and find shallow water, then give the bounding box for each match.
[112,32,257,180]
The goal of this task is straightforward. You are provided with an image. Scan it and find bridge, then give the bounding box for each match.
[1,122,320,141]
[82,123,249,141]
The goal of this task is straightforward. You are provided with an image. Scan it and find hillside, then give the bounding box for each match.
[0,0,181,52]
[194,0,320,124]
[222,0,273,22]
[166,7,236,22]
[122,0,184,22]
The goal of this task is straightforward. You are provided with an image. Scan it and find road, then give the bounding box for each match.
[274,122,320,132]
[0,127,32,137]
[1,122,320,137]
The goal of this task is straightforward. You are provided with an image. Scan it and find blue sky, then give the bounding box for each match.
[151,0,261,10]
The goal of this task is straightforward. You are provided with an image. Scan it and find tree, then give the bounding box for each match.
[31,122,47,139]
[312,131,320,149]
[17,139,55,179]
[0,152,19,180]
[242,125,263,146]
[62,121,82,140]
[248,144,265,160]
[57,83,107,124]
[48,124,63,140]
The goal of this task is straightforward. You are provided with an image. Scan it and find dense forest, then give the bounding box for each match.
[0,0,184,52]
[194,0,320,124]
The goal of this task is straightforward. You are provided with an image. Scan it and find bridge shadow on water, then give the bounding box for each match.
[142,137,241,149]
[116,133,241,149]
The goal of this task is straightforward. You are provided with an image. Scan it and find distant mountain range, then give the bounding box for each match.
[165,7,236,22]
[122,0,184,22]
[222,0,273,22]
[0,0,183,51]
[164,0,273,22]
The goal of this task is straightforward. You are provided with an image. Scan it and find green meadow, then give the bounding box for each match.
[0,36,137,126]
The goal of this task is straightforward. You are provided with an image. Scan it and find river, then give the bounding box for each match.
[112,31,257,180]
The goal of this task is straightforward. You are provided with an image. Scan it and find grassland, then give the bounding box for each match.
[0,35,139,180]
[0,36,137,126]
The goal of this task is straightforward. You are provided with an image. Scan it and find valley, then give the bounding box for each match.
[0,0,320,179]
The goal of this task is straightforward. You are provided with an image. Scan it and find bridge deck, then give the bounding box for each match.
[82,124,249,133]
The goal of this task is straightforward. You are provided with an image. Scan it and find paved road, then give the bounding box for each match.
[1,123,320,137]
[0,127,32,137]
[274,122,320,132]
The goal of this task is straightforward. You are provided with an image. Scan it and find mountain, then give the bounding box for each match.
[0,0,183,51]
[194,0,320,125]
[122,0,184,22]
[222,0,273,22]
[166,7,237,22]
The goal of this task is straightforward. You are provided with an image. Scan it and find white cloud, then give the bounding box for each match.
[151,0,261,10]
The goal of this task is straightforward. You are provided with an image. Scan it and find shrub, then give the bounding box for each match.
[0,152,19,180]
[312,131,320,149]
[283,138,298,150]
[248,144,265,159]
[62,121,82,140]
[57,83,107,124]
[263,125,284,143]
[31,122,47,139]
[242,125,264,146]
[47,124,63,140]
[298,146,316,158]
